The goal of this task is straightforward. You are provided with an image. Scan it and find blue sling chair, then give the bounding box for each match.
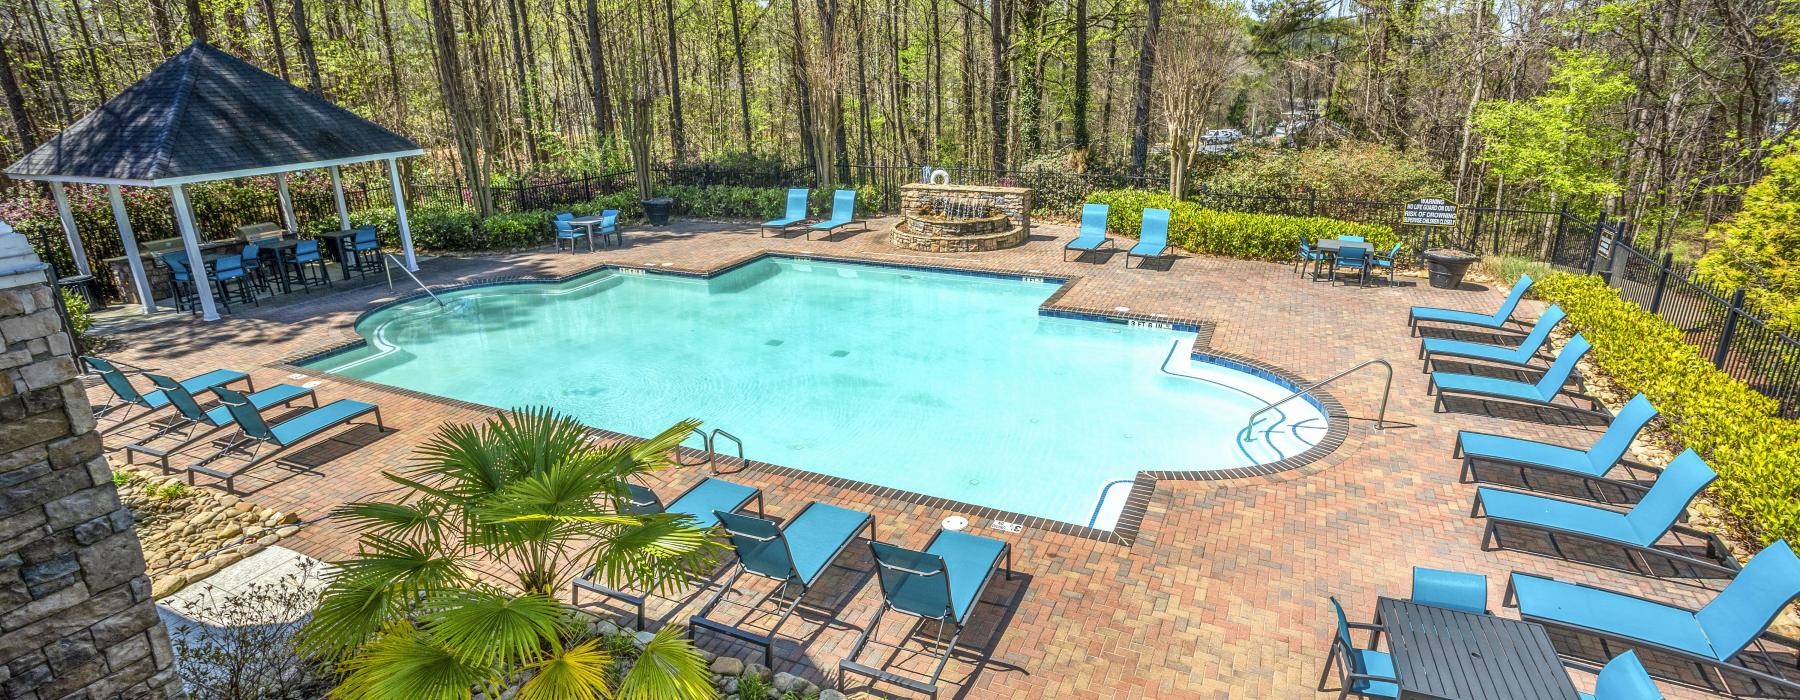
[1581,651,1666,700]
[121,373,316,471]
[1317,597,1400,699]
[839,528,1013,696]
[552,212,593,253]
[1428,334,1606,416]
[1411,566,1488,614]
[1125,208,1173,268]
[808,189,867,240]
[1471,450,1740,580]
[82,356,250,426]
[1506,540,1800,697]
[1409,274,1534,336]
[183,387,384,491]
[1420,305,1566,373]
[690,501,877,666]
[1065,202,1114,261]
[761,188,811,237]
[1455,393,1660,503]
[570,476,763,628]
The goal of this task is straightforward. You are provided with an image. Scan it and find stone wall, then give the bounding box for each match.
[899,183,1035,234]
[0,225,183,699]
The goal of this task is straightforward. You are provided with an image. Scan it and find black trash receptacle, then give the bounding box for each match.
[1422,249,1479,289]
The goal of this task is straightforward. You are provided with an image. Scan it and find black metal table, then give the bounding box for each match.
[317,229,361,280]
[255,239,304,293]
[1375,597,1580,700]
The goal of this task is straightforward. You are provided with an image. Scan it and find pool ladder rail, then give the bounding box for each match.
[677,428,747,474]
[1241,358,1391,441]
[384,253,445,308]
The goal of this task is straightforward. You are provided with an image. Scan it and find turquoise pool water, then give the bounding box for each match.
[306,258,1324,527]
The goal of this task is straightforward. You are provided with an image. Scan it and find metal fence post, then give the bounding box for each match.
[1585,212,1607,275]
[1308,191,1318,217]
[1714,288,1747,369]
[1649,252,1673,314]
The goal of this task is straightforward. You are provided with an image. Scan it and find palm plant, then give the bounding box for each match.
[298,407,726,700]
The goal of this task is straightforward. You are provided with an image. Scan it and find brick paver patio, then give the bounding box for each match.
[88,217,1740,698]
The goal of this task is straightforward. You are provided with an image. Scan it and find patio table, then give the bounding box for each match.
[1315,238,1372,255]
[567,214,611,249]
[317,229,361,280]
[256,238,305,294]
[1375,597,1580,700]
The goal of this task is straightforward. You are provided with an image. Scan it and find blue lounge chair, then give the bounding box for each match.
[1506,540,1800,697]
[571,477,763,628]
[1428,334,1604,415]
[1317,597,1399,699]
[1455,393,1659,497]
[761,188,810,237]
[553,212,593,253]
[1409,274,1534,336]
[691,502,876,665]
[1473,450,1738,579]
[121,373,316,471]
[1065,202,1114,261]
[1581,651,1664,700]
[808,189,866,240]
[1124,208,1172,268]
[83,356,250,424]
[1411,566,1487,614]
[184,387,384,491]
[840,529,1013,695]
[1420,306,1566,373]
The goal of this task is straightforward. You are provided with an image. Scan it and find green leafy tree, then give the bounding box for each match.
[1472,50,1635,210]
[1696,144,1800,329]
[299,408,723,700]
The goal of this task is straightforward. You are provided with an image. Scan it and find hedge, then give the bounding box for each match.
[1086,189,1398,262]
[1534,272,1800,545]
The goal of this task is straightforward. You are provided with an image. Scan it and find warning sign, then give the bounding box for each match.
[1403,198,1458,227]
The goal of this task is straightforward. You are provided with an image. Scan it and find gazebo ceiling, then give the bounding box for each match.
[4,41,421,186]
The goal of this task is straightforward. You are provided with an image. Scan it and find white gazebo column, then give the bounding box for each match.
[276,172,298,234]
[329,165,351,230]
[50,182,91,276]
[107,185,156,313]
[386,158,418,272]
[169,185,220,322]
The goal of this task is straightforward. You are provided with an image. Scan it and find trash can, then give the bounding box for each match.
[1422,249,1479,290]
[641,197,674,226]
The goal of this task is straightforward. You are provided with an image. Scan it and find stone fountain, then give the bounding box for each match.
[889,181,1034,252]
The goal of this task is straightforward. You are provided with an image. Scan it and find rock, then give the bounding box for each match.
[773,672,815,695]
[701,649,717,664]
[718,678,738,694]
[819,690,848,700]
[255,535,278,547]
[632,630,656,647]
[218,524,242,539]
[150,574,188,598]
[587,619,622,637]
[710,656,744,677]
[745,663,772,681]
[189,511,217,526]
[220,494,240,507]
[278,511,299,524]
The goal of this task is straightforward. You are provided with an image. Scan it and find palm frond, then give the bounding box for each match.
[332,500,445,541]
[329,536,468,595]
[297,577,405,661]
[419,589,575,669]
[330,625,498,700]
[617,626,717,700]
[409,420,508,495]
[520,637,617,700]
[582,513,724,596]
[615,419,704,475]
[491,407,600,476]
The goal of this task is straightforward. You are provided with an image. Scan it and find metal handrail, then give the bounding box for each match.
[1242,358,1391,441]
[384,254,444,307]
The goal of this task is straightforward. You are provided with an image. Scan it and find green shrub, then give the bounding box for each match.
[477,211,553,250]
[1086,189,1398,261]
[1696,144,1800,330]
[1204,142,1451,202]
[61,288,93,340]
[1481,255,1551,285]
[1534,273,1800,545]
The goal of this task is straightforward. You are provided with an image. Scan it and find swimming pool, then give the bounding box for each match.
[306,257,1326,528]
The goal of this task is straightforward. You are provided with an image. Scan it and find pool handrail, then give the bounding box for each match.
[384,253,444,307]
[1243,358,1390,440]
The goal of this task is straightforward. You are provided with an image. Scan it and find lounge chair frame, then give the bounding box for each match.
[570,479,765,629]
[1408,274,1535,337]
[1426,336,1609,419]
[1454,439,1661,506]
[807,191,868,241]
[184,393,386,492]
[689,502,877,666]
[122,377,317,472]
[1471,487,1741,581]
[761,189,811,238]
[83,356,252,428]
[839,532,1014,697]
[1418,307,1564,373]
[1504,576,1800,697]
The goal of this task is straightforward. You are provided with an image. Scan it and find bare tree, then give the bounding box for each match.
[1158,0,1246,197]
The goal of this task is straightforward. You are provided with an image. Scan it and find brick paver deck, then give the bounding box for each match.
[90,218,1735,698]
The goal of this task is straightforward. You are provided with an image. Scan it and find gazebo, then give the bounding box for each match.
[3,41,424,321]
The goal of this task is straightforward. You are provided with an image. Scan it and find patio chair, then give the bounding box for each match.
[1340,235,1367,243]
[1455,393,1659,500]
[1125,208,1172,268]
[183,386,384,491]
[1472,450,1739,579]
[1064,202,1114,261]
[1427,334,1605,416]
[122,373,316,471]
[1317,597,1399,699]
[761,188,811,237]
[690,501,877,666]
[596,209,622,246]
[553,212,592,253]
[158,253,197,312]
[82,356,250,425]
[1506,540,1800,697]
[210,253,255,310]
[1411,566,1487,614]
[239,242,271,294]
[808,189,866,240]
[1371,243,1403,284]
[1581,651,1665,700]
[1408,274,1534,336]
[350,226,384,277]
[1420,306,1566,373]
[1296,236,1328,277]
[840,529,1013,696]
[283,240,332,291]
[570,476,764,628]
[1332,243,1372,286]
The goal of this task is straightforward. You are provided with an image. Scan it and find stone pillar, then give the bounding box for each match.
[0,222,184,699]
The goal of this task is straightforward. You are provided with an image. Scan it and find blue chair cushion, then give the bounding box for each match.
[1068,233,1107,251]
[1511,573,1716,659]
[202,384,313,427]
[1458,431,1605,477]
[925,531,1006,621]
[809,217,853,230]
[1424,338,1534,366]
[763,217,804,228]
[1128,238,1166,256]
[1410,307,1508,327]
[141,368,248,409]
[782,503,870,586]
[1432,372,1543,402]
[1479,487,1645,546]
[662,478,759,529]
[269,399,376,446]
[1348,648,1400,698]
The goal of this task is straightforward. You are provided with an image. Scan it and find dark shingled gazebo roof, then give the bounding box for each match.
[5,42,420,184]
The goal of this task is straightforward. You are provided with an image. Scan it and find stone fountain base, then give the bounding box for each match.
[889,182,1034,253]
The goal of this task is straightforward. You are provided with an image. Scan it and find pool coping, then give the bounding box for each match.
[276,250,1351,547]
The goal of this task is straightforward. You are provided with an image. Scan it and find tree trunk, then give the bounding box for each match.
[727,0,753,146]
[427,0,492,216]
[502,0,541,163]
[1128,0,1160,178]
[184,0,207,42]
[664,0,686,160]
[789,0,817,176]
[585,0,614,140]
[987,0,1010,173]
[68,0,108,102]
[149,0,176,53]
[292,0,324,93]
[376,0,407,126]
[0,37,36,153]
[1071,0,1089,166]
[258,0,291,80]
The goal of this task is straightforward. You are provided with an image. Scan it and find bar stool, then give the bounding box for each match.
[284,240,332,292]
[350,227,384,278]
